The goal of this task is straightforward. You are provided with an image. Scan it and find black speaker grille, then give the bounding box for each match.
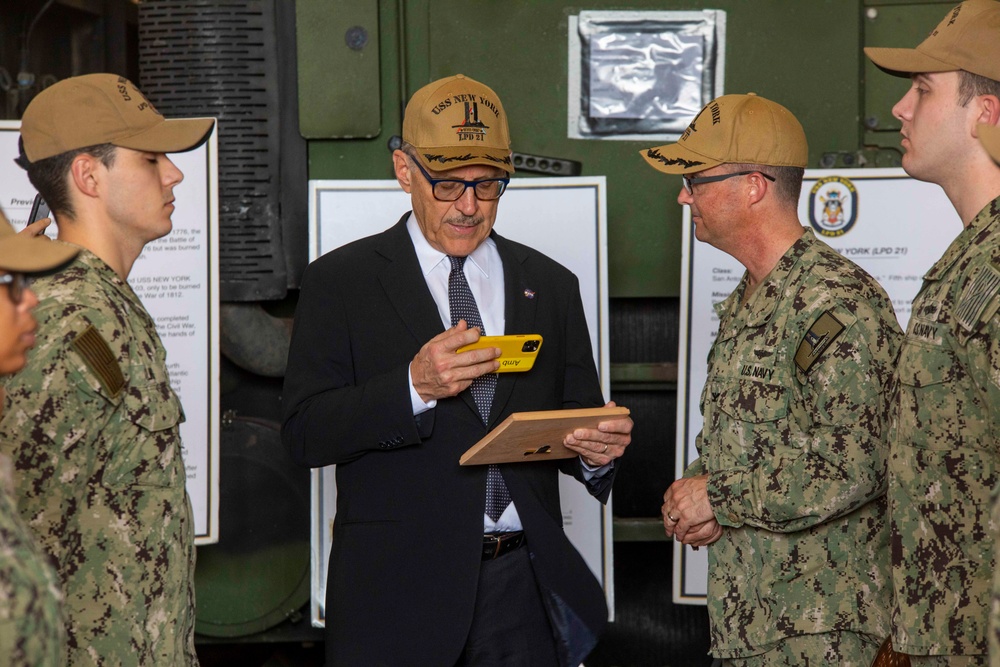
[138,0,288,301]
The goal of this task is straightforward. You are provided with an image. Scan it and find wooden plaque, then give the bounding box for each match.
[459,406,630,465]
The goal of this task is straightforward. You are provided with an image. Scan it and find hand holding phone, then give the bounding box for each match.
[21,194,52,238]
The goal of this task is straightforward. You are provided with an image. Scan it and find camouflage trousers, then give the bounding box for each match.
[907,655,986,666]
[720,631,880,667]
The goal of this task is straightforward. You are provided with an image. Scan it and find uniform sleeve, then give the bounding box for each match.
[0,306,116,556]
[683,452,706,478]
[707,298,902,533]
[962,256,1000,452]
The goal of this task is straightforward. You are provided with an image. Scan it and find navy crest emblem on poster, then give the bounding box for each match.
[809,176,858,237]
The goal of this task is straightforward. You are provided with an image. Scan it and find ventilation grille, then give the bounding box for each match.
[138,0,288,301]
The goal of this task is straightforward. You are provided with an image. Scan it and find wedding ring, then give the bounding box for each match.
[601,444,609,454]
[667,514,678,523]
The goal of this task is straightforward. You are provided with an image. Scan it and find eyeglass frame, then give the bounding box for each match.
[682,170,776,195]
[0,273,32,305]
[405,153,510,202]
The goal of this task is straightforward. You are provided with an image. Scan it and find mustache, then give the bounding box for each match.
[444,213,484,228]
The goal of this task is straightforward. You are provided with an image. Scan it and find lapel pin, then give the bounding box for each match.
[523,288,536,299]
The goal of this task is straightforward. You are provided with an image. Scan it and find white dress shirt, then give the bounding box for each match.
[404,214,609,532]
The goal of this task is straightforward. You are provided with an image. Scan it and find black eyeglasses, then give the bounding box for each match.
[0,273,31,305]
[407,154,509,202]
[682,170,776,194]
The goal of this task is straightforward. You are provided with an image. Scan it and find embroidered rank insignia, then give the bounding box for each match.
[794,311,846,374]
[71,326,124,398]
[955,260,1000,332]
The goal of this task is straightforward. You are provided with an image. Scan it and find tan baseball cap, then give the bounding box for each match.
[402,74,513,174]
[981,124,1000,162]
[0,209,78,274]
[21,73,214,163]
[864,0,1000,82]
[640,93,808,175]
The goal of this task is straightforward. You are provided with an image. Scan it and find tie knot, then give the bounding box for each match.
[448,255,467,273]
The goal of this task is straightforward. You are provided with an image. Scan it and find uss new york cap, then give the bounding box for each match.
[640,93,808,175]
[402,74,514,174]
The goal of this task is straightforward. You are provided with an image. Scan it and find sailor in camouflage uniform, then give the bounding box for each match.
[643,94,903,665]
[0,210,77,666]
[866,2,1000,664]
[983,122,1000,667]
[0,75,213,666]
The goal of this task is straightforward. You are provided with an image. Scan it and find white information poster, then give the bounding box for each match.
[675,168,960,603]
[0,121,220,544]
[307,177,613,626]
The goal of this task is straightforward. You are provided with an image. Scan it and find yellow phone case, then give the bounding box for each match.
[457,334,543,372]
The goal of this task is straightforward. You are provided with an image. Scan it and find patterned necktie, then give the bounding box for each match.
[448,255,511,522]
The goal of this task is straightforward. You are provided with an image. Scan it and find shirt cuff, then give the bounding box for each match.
[408,363,436,415]
[707,469,747,528]
[580,458,613,480]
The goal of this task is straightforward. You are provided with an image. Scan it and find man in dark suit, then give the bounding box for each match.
[282,74,632,667]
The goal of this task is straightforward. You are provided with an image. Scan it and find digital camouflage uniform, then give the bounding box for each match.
[0,247,199,667]
[687,228,902,661]
[0,453,63,667]
[993,487,1000,667]
[890,196,1000,662]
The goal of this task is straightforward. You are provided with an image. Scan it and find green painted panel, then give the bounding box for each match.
[304,0,868,297]
[297,0,381,139]
[862,2,952,152]
[420,0,862,297]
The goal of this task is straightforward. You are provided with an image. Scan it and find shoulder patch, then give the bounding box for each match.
[794,311,846,374]
[71,326,124,398]
[955,260,1000,331]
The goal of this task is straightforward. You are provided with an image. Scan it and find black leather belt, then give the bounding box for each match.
[482,531,525,560]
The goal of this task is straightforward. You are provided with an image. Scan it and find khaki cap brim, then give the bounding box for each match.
[411,145,514,174]
[0,211,78,273]
[640,144,721,175]
[26,116,214,163]
[111,117,215,157]
[981,124,1000,163]
[863,46,959,77]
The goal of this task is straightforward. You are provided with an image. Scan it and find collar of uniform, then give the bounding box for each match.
[923,194,1000,283]
[405,211,497,279]
[69,245,149,313]
[715,228,814,341]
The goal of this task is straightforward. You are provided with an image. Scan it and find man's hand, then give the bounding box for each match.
[411,320,501,402]
[677,518,723,548]
[662,475,718,544]
[563,401,633,467]
[20,217,52,237]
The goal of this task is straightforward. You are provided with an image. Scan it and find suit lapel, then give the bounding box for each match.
[378,214,484,421]
[376,214,446,348]
[489,233,537,425]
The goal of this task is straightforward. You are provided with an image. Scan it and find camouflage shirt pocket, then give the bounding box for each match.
[710,379,790,466]
[104,381,184,489]
[896,341,959,451]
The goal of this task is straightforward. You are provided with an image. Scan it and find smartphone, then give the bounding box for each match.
[457,334,543,373]
[27,193,50,224]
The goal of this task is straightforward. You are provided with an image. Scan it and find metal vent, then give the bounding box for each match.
[138,0,305,301]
